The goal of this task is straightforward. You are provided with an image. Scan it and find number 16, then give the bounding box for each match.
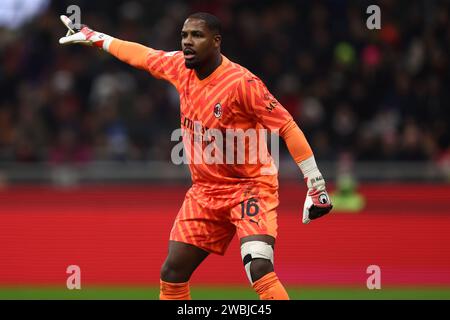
[241,198,259,218]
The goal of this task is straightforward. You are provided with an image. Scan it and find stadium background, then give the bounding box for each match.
[0,0,449,299]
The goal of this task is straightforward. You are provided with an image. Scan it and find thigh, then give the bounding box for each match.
[165,240,210,269]
[161,240,210,282]
[170,193,236,255]
[231,192,279,241]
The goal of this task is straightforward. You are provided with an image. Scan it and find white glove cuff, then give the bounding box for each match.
[102,35,114,51]
[297,156,324,189]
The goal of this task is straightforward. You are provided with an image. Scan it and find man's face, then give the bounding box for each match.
[181,18,220,69]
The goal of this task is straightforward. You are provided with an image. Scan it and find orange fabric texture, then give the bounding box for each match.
[170,187,279,255]
[159,279,191,300]
[108,40,313,205]
[110,43,295,208]
[252,272,290,300]
[279,119,313,163]
[109,39,151,71]
[174,55,293,206]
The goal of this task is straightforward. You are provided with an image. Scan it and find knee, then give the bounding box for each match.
[241,240,275,283]
[250,258,274,282]
[160,258,190,282]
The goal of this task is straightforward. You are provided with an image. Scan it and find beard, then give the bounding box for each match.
[184,58,199,69]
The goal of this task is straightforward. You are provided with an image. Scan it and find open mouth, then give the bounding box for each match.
[183,48,196,60]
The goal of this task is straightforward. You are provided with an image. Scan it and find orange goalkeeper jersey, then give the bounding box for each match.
[144,49,295,207]
[140,49,296,208]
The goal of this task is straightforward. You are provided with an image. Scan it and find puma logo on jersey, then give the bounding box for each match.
[164,51,178,57]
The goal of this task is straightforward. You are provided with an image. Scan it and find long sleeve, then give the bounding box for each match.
[234,75,313,163]
[108,39,184,88]
[108,39,151,70]
[279,119,313,163]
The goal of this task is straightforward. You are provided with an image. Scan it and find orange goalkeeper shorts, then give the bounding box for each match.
[169,189,279,255]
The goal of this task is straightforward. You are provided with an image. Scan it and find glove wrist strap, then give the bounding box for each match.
[102,35,114,51]
[297,155,325,189]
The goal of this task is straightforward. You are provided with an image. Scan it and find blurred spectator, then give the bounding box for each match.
[49,126,91,164]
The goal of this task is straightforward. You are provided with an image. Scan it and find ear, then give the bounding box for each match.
[213,34,221,49]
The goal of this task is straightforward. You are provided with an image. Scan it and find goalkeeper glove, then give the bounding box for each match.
[299,156,333,224]
[303,175,333,224]
[58,15,113,51]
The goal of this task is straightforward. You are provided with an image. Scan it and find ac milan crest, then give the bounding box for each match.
[214,103,222,118]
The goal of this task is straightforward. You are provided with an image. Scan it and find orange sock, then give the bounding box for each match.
[252,272,289,300]
[159,279,191,300]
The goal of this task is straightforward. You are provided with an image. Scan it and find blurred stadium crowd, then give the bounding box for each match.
[0,0,449,166]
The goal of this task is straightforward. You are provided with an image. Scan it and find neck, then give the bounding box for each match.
[195,53,222,80]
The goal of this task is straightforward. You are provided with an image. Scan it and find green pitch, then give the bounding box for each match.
[1,286,450,300]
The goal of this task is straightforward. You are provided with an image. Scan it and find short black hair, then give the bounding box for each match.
[188,12,222,35]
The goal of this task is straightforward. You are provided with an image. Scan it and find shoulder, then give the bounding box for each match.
[226,58,256,80]
[162,50,182,57]
[160,50,188,78]
[224,58,262,94]
[147,49,184,65]
[229,59,267,88]
[162,50,185,65]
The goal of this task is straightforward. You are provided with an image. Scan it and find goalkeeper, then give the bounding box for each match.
[59,13,332,300]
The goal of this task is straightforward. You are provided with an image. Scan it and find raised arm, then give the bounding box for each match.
[58,15,183,87]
